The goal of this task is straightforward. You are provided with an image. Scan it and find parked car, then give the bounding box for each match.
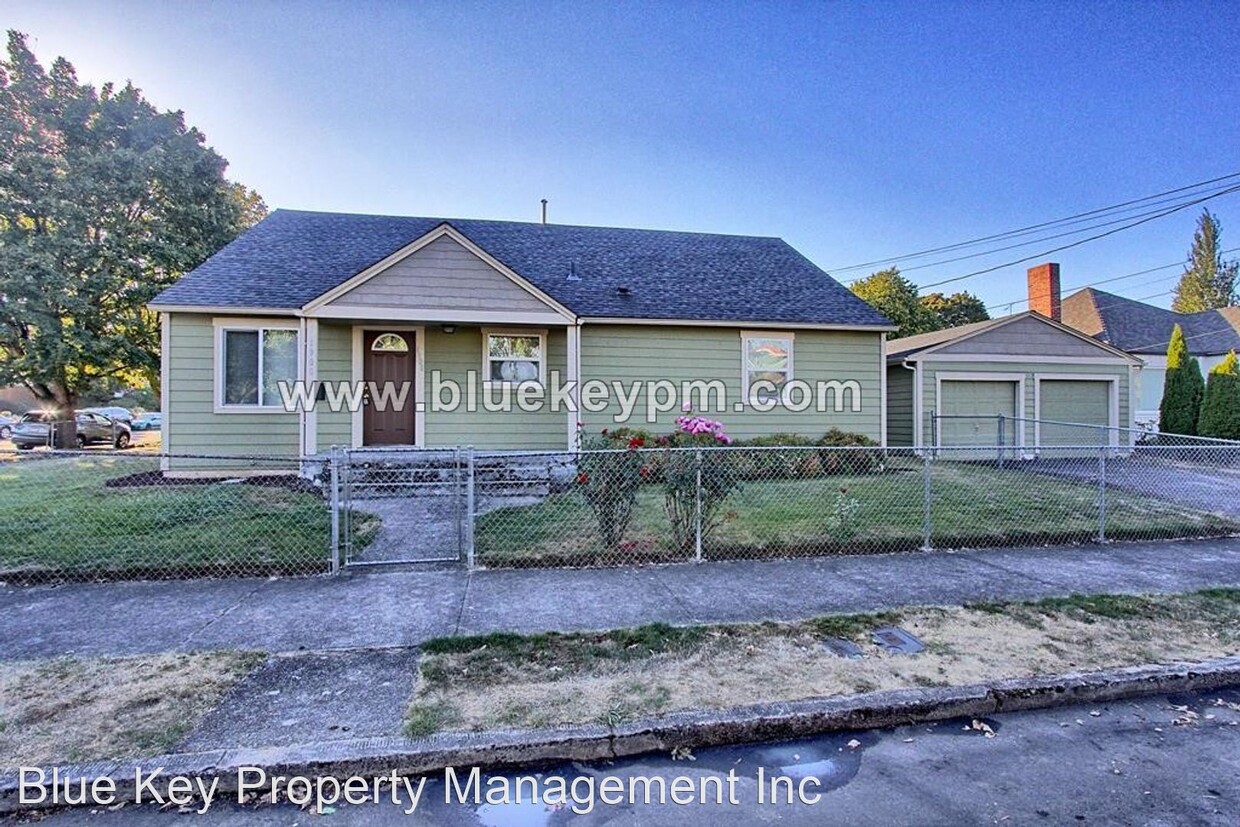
[82,406,133,422]
[10,410,132,450]
[130,412,163,431]
[0,413,17,440]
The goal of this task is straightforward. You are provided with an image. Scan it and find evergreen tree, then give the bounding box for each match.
[1197,351,1240,439]
[1159,324,1205,434]
[1171,209,1239,312]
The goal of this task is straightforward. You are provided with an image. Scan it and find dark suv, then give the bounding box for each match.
[10,410,132,450]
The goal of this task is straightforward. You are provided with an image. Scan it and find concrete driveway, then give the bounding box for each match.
[1024,453,1240,517]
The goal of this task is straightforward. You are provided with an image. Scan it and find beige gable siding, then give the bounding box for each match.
[935,316,1114,358]
[327,236,553,313]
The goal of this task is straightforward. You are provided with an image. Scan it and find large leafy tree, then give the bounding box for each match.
[850,267,938,339]
[920,291,990,328]
[1197,351,1240,439]
[1171,209,1238,312]
[1159,324,1205,435]
[0,31,264,412]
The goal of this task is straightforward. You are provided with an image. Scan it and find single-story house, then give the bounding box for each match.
[885,305,1143,451]
[1062,286,1240,425]
[150,210,895,468]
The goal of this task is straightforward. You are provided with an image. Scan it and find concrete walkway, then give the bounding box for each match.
[3,537,1240,660]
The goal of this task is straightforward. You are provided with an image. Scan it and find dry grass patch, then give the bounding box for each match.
[0,650,263,768]
[406,590,1240,735]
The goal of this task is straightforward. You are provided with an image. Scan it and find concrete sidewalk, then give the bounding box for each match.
[3,537,1240,660]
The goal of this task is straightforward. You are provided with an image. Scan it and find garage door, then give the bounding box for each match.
[1038,379,1111,447]
[938,380,1019,447]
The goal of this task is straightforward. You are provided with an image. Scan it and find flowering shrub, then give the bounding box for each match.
[576,427,650,549]
[659,407,742,554]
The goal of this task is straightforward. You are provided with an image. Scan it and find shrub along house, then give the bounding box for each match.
[885,264,1143,453]
[150,210,895,469]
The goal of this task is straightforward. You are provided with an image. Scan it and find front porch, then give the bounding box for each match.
[299,319,579,455]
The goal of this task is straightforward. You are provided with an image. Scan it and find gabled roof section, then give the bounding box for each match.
[1062,288,1240,355]
[150,209,894,328]
[887,311,1140,363]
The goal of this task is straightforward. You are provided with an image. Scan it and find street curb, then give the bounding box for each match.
[4,655,1240,814]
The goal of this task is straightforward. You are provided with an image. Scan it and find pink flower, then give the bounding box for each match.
[682,401,693,412]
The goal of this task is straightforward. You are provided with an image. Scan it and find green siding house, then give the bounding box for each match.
[885,312,1143,452]
[150,211,895,468]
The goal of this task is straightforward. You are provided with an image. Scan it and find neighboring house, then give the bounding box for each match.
[150,210,894,469]
[1061,286,1240,425]
[886,306,1142,451]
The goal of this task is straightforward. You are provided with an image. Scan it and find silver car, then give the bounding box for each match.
[10,410,132,450]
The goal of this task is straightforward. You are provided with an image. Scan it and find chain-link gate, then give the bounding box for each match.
[336,447,468,568]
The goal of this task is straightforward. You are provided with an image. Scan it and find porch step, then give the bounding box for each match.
[340,450,577,497]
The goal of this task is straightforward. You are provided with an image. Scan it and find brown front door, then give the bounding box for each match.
[362,330,416,445]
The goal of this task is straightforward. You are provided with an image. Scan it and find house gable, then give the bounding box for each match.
[319,234,558,315]
[931,315,1126,359]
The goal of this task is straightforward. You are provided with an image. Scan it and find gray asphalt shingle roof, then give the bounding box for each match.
[1062,288,1240,355]
[152,210,893,327]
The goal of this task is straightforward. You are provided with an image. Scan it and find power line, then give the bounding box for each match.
[861,186,1240,281]
[826,170,1240,274]
[913,182,1240,291]
[983,246,1240,312]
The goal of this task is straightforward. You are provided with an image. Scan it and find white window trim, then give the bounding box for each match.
[213,318,301,414]
[740,330,795,406]
[481,328,548,388]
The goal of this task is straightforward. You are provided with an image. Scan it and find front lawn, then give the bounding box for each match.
[0,650,263,767]
[405,588,1240,735]
[0,454,337,579]
[475,458,1240,567]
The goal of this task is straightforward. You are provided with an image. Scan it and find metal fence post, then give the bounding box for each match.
[921,451,933,551]
[694,448,703,563]
[997,414,1006,467]
[1097,448,1107,544]
[329,446,341,576]
[464,446,476,570]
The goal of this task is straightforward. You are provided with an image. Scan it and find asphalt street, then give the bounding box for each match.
[11,688,1240,826]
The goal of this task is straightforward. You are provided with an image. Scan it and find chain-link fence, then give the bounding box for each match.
[471,442,1240,569]
[0,449,332,583]
[3,439,1238,582]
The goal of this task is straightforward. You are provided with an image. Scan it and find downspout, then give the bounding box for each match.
[901,359,920,452]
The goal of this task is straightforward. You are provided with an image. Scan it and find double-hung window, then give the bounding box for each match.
[741,331,794,405]
[217,323,299,409]
[483,329,546,385]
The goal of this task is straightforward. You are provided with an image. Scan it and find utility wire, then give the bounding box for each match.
[984,246,1240,312]
[914,182,1240,291]
[847,187,1240,282]
[827,170,1240,274]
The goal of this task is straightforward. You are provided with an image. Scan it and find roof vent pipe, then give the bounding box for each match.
[540,198,548,225]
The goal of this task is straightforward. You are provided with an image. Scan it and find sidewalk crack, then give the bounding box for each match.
[179,581,269,651]
[452,572,473,636]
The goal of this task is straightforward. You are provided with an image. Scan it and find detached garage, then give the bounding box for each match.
[885,312,1142,451]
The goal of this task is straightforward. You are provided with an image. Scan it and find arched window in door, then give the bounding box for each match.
[370,333,409,353]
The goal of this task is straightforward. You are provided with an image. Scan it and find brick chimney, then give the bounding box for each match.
[1027,262,1061,321]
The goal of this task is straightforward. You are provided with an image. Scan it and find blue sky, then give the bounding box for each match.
[9,0,1240,310]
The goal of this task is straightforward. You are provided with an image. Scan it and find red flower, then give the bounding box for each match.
[639,465,651,480]
[577,472,590,484]
[627,436,645,449]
